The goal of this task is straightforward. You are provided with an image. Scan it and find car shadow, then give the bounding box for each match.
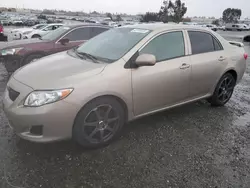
[13,99,231,157]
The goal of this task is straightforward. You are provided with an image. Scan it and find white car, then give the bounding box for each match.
[10,24,47,40]
[23,23,63,39]
[205,24,218,31]
[217,25,226,31]
[225,24,249,31]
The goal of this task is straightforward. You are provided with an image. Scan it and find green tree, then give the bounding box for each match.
[222,8,242,23]
[171,0,187,23]
[159,0,173,23]
[37,14,47,20]
[116,15,123,22]
[106,13,113,21]
[140,12,160,22]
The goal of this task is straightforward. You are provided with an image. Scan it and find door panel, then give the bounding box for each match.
[54,42,78,53]
[189,51,227,97]
[187,30,227,98]
[132,56,191,116]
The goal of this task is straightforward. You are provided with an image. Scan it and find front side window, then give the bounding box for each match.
[41,26,71,41]
[140,31,185,62]
[188,31,223,54]
[64,27,91,41]
[91,27,109,38]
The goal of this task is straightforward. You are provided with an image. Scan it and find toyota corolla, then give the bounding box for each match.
[3,24,247,148]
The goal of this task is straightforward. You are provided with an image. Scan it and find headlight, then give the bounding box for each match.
[24,88,73,107]
[0,48,23,56]
[23,31,32,35]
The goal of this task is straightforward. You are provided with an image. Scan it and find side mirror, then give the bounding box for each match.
[135,54,156,67]
[59,38,69,45]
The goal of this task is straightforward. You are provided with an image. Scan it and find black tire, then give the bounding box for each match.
[23,54,43,66]
[208,73,236,106]
[31,34,41,38]
[73,97,126,148]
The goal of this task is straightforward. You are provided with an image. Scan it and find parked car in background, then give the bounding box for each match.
[0,23,7,41]
[0,24,110,73]
[2,24,247,148]
[205,24,218,31]
[225,24,249,31]
[217,25,226,31]
[23,23,64,39]
[241,24,250,31]
[0,19,9,26]
[11,24,48,40]
[0,23,4,40]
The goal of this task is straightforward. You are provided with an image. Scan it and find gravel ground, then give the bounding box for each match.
[0,39,250,188]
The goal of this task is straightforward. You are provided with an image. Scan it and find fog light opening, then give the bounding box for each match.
[29,125,43,136]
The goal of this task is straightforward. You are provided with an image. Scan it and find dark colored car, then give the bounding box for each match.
[0,23,7,41]
[0,24,110,73]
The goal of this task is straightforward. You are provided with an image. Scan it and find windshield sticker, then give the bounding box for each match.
[130,29,149,33]
[63,27,70,30]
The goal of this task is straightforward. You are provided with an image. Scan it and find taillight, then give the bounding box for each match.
[244,53,248,60]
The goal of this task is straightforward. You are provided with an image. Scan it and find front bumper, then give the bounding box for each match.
[1,55,23,73]
[3,77,80,142]
[0,33,7,41]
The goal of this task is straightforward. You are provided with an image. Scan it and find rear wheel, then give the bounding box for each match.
[208,73,236,106]
[31,34,41,38]
[73,97,125,148]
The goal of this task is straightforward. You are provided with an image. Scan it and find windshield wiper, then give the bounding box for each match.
[75,51,100,64]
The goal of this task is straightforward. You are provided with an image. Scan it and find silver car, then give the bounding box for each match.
[3,24,248,148]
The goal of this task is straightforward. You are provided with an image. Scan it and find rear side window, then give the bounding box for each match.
[91,27,109,38]
[213,38,223,51]
[64,27,91,41]
[140,31,185,62]
[188,31,222,54]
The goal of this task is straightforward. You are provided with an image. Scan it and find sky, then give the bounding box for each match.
[0,0,249,18]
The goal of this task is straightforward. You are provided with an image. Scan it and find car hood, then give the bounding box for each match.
[12,28,32,32]
[0,38,42,50]
[13,51,107,89]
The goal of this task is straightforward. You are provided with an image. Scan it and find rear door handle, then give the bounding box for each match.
[180,63,190,69]
[218,56,226,61]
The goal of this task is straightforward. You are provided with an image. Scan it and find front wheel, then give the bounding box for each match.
[23,54,43,66]
[73,97,125,148]
[208,73,236,106]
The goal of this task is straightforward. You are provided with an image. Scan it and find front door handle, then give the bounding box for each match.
[180,63,190,69]
[218,56,226,61]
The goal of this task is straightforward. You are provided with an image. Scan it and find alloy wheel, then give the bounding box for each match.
[82,105,120,144]
[217,76,235,103]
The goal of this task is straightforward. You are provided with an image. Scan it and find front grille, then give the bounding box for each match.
[8,87,20,101]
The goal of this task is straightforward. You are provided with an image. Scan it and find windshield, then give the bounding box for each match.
[33,24,46,30]
[41,26,70,41]
[76,27,151,62]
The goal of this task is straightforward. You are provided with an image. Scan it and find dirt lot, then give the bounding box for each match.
[0,43,250,188]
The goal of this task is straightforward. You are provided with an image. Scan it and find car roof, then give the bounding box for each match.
[46,23,64,26]
[122,23,209,31]
[63,23,111,29]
